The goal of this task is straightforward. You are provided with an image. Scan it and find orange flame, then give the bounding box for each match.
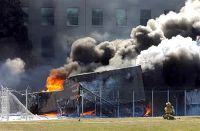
[40,112,58,117]
[46,69,65,92]
[144,102,151,117]
[80,110,96,116]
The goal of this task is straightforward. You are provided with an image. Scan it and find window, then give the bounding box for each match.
[92,9,103,26]
[116,9,127,26]
[22,7,29,25]
[67,8,79,26]
[41,7,54,26]
[140,9,151,26]
[41,36,55,57]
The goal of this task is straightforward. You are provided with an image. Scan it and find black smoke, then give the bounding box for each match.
[49,0,200,90]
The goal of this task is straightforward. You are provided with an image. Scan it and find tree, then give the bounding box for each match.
[0,0,32,62]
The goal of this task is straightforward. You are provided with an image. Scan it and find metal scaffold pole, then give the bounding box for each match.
[0,86,2,120]
[152,89,154,117]
[1,86,9,121]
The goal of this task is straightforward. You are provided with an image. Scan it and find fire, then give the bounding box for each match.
[40,112,58,117]
[46,69,65,92]
[80,110,96,117]
[144,102,151,117]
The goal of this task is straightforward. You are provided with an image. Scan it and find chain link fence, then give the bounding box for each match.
[80,88,200,117]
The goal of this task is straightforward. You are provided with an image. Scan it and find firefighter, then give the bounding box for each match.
[163,102,175,120]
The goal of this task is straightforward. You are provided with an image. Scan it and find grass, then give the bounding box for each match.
[0,116,200,131]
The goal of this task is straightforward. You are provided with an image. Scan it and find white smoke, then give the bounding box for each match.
[0,58,25,88]
[136,35,200,71]
[89,31,110,42]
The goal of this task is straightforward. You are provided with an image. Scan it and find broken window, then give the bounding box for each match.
[41,7,54,26]
[116,9,127,26]
[67,8,79,26]
[92,8,103,26]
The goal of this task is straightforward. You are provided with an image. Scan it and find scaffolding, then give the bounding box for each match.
[0,87,9,120]
[0,86,40,121]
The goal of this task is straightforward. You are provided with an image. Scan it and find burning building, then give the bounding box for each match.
[29,79,79,116]
[29,66,145,117]
[21,0,200,117]
[69,66,144,117]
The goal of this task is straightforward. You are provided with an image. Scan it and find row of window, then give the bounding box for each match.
[22,7,155,27]
[38,9,171,58]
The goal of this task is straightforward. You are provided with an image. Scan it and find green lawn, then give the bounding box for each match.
[0,117,200,131]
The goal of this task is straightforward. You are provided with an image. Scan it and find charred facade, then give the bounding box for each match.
[29,66,145,117]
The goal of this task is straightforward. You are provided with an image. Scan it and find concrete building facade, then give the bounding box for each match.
[20,0,184,64]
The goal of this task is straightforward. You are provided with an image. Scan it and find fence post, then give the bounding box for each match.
[152,89,154,117]
[100,86,102,117]
[167,89,170,102]
[176,97,178,116]
[77,103,80,117]
[132,90,134,117]
[81,89,84,115]
[184,90,187,116]
[25,88,28,120]
[95,97,96,116]
[117,89,119,118]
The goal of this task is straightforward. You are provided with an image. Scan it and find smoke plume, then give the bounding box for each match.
[0,58,25,88]
[0,58,58,91]
[49,0,200,90]
[137,35,200,89]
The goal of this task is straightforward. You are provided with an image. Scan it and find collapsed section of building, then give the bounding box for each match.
[29,66,145,117]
